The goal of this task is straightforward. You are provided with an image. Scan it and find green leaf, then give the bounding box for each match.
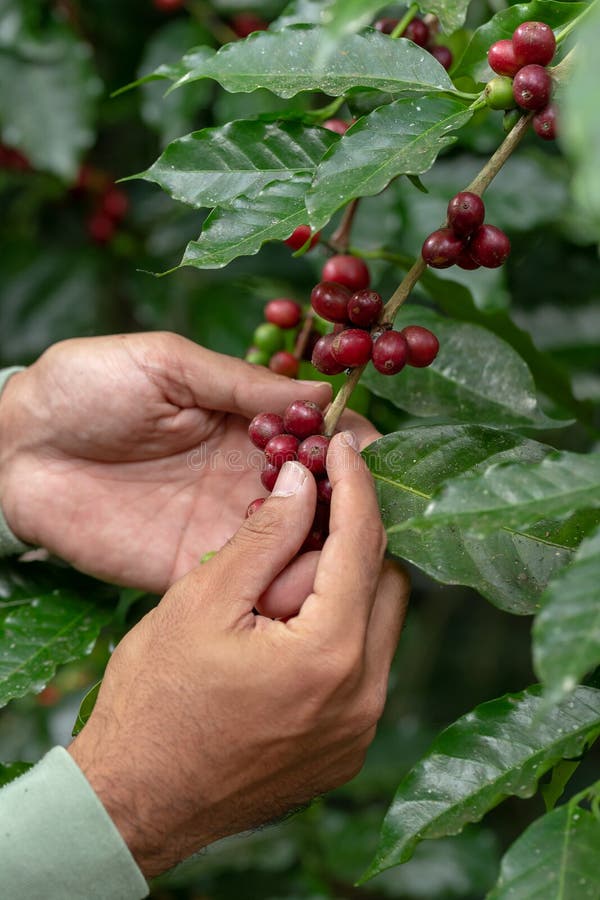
[361,685,600,879]
[364,426,599,614]
[173,26,457,98]
[488,799,600,899]
[0,761,33,788]
[271,0,328,29]
[402,450,600,535]
[361,307,561,429]
[138,120,336,209]
[454,1,587,84]
[72,680,102,737]
[307,96,472,230]
[0,563,113,708]
[533,527,600,705]
[117,45,215,94]
[180,177,310,269]
[419,1,471,34]
[322,0,390,38]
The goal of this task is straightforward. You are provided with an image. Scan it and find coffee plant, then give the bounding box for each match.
[1,0,600,897]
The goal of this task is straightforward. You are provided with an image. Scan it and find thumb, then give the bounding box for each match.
[201,461,317,619]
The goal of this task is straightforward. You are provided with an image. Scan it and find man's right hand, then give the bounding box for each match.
[68,432,409,878]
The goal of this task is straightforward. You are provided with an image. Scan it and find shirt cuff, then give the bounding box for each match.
[0,367,30,557]
[0,746,149,900]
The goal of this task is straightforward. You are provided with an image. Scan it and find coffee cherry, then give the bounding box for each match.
[284,225,320,251]
[101,187,129,222]
[512,64,552,111]
[265,298,302,329]
[253,322,285,355]
[231,13,268,38]
[323,119,351,135]
[372,330,409,375]
[153,0,184,11]
[302,522,328,552]
[512,21,556,67]
[332,329,373,368]
[347,290,383,328]
[245,348,270,366]
[311,334,346,375]
[264,434,299,468]
[374,17,398,34]
[470,225,511,268]
[322,255,370,292]
[248,413,285,450]
[403,18,430,47]
[430,45,453,70]
[246,498,266,517]
[401,326,440,368]
[297,435,330,475]
[283,400,324,440]
[269,351,299,378]
[503,108,522,134]
[316,478,333,504]
[487,39,520,77]
[88,212,116,244]
[310,281,351,324]
[533,103,557,141]
[456,247,481,270]
[261,463,279,492]
[447,191,485,238]
[303,330,321,361]
[485,75,516,110]
[422,228,465,269]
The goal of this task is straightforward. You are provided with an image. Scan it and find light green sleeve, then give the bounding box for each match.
[0,747,149,899]
[0,367,29,557]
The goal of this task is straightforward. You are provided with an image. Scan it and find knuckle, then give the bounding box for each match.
[234,505,283,548]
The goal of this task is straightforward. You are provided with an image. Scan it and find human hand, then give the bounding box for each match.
[68,433,409,877]
[0,332,339,592]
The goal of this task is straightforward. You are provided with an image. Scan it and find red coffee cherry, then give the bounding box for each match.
[403,18,430,47]
[269,351,299,378]
[311,281,351,323]
[261,463,279,492]
[430,45,453,70]
[331,329,373,368]
[323,119,351,135]
[100,187,129,222]
[322,255,370,292]
[470,225,511,268]
[512,21,556,67]
[230,13,268,38]
[533,103,557,141]
[153,0,184,11]
[401,326,440,368]
[297,435,330,475]
[311,334,346,375]
[264,434,299,468]
[284,225,320,251]
[87,212,116,244]
[372,330,409,375]
[302,522,328,552]
[248,413,285,450]
[316,477,333,504]
[456,247,481,270]
[303,330,321,362]
[347,290,384,328]
[265,299,302,329]
[422,228,465,268]
[283,400,325,440]
[513,64,553,111]
[447,191,485,238]
[246,498,266,517]
[487,39,520,77]
[374,18,398,34]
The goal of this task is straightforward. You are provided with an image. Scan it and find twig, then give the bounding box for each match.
[330,199,361,253]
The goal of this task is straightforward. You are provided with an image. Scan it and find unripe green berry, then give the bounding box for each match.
[485,76,515,111]
[245,347,270,366]
[253,322,285,355]
[503,108,521,134]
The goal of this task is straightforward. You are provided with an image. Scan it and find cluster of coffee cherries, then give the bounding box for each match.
[247,401,332,550]
[485,20,558,141]
[73,164,129,245]
[245,299,304,377]
[374,13,453,71]
[422,191,510,270]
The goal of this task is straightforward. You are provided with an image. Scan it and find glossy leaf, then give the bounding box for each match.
[271,0,328,29]
[118,46,215,94]
[72,680,102,737]
[361,307,560,429]
[364,426,599,614]
[420,1,471,34]
[488,799,600,899]
[454,1,586,84]
[137,121,336,209]
[180,177,311,269]
[0,563,113,708]
[401,450,600,535]
[362,685,600,879]
[534,527,600,705]
[307,97,472,230]
[0,761,32,788]
[173,26,457,98]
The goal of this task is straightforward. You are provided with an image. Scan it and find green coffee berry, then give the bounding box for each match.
[485,76,515,110]
[253,322,285,355]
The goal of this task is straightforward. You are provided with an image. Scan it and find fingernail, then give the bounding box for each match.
[339,431,360,451]
[272,461,308,497]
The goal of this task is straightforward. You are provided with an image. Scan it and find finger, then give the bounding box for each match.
[338,409,381,450]
[365,561,410,683]
[295,432,386,640]
[175,339,332,419]
[257,552,319,619]
[189,461,317,621]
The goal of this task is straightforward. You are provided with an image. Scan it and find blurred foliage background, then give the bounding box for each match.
[1,0,599,897]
